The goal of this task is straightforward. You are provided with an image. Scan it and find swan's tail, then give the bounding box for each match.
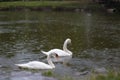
[41,50,49,56]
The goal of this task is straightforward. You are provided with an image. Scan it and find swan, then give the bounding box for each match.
[15,53,55,69]
[41,38,72,58]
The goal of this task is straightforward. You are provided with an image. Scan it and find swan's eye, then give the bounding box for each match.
[55,54,59,58]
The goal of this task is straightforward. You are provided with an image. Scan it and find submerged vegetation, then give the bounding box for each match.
[42,70,54,77]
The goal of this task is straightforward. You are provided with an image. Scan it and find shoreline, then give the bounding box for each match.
[0,1,100,12]
[0,1,119,13]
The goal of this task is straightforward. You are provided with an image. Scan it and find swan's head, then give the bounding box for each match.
[48,52,59,58]
[66,38,71,44]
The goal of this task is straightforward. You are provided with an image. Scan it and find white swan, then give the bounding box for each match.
[15,53,55,69]
[41,38,72,58]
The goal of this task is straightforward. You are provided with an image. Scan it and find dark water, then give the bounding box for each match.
[0,11,120,80]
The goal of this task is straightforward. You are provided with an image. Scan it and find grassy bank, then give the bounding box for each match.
[0,1,84,8]
[0,1,96,11]
[0,1,119,12]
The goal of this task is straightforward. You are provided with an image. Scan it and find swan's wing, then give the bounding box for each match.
[15,61,52,69]
[28,61,52,69]
[41,49,70,56]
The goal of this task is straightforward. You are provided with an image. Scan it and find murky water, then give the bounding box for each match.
[0,11,120,80]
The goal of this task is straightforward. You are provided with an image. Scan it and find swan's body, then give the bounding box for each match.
[41,49,71,57]
[41,38,72,62]
[15,53,55,69]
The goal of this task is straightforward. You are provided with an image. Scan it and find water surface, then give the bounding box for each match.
[0,11,120,80]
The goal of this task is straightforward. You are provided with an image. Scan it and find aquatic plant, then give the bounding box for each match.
[42,70,53,77]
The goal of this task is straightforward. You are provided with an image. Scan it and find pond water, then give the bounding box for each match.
[0,11,120,80]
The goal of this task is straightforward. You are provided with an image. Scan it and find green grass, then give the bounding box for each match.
[0,1,102,11]
[41,70,120,80]
[0,1,82,8]
[90,71,120,80]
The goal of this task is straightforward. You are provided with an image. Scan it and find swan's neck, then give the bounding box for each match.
[63,40,72,55]
[47,55,55,68]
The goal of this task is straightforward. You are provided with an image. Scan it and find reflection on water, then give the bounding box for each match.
[0,11,120,79]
